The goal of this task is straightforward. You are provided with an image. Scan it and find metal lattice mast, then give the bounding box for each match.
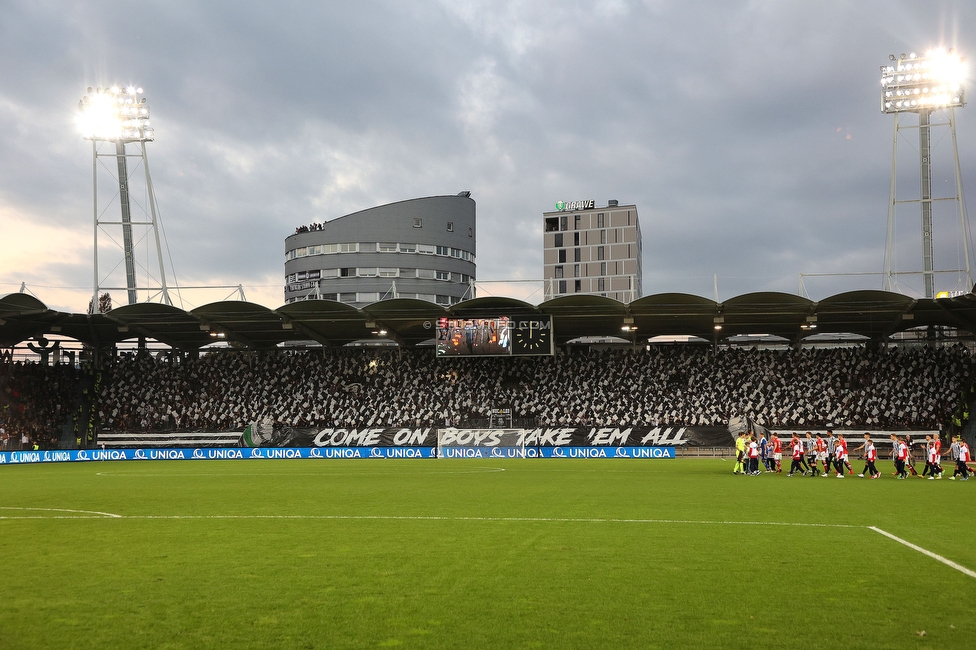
[79,85,173,312]
[880,49,971,297]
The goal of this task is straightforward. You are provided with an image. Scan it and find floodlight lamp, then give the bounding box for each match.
[77,84,154,142]
[879,49,966,114]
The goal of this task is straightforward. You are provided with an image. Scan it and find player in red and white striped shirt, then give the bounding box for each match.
[815,435,829,476]
[833,435,848,478]
[894,437,909,479]
[787,434,805,477]
[770,434,783,473]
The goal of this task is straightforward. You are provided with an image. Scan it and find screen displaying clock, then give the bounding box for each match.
[511,317,553,356]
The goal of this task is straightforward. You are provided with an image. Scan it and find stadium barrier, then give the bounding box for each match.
[0,445,675,465]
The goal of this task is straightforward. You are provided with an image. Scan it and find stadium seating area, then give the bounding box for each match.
[90,344,975,432]
[1,362,81,449]
[2,344,974,443]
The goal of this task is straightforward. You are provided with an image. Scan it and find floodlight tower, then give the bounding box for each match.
[78,85,172,311]
[880,49,973,298]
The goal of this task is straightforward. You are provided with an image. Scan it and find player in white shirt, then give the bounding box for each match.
[925,439,943,480]
[956,440,971,481]
[857,434,880,479]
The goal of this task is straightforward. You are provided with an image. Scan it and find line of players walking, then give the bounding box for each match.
[733,430,974,480]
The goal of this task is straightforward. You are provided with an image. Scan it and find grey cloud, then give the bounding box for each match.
[2,0,976,311]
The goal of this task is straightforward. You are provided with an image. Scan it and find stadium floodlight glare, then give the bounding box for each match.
[79,83,172,312]
[880,48,966,113]
[880,47,974,300]
[77,86,154,142]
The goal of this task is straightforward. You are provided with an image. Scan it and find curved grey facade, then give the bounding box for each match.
[284,195,476,307]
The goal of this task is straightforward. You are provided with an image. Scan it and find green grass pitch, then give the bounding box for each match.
[1,457,974,649]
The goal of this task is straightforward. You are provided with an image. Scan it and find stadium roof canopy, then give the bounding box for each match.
[2,290,975,350]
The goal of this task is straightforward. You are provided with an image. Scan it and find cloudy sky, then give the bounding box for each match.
[2,0,975,313]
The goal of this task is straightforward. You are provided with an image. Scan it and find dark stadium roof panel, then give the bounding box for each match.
[539,295,629,343]
[1,290,974,349]
[629,293,718,339]
[814,290,916,339]
[277,299,376,347]
[192,301,293,349]
[361,299,449,347]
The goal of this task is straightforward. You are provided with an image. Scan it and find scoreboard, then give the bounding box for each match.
[436,315,553,357]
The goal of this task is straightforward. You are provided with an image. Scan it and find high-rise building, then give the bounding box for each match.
[543,200,642,302]
[284,194,476,307]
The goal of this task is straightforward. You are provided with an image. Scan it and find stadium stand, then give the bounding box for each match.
[78,344,975,433]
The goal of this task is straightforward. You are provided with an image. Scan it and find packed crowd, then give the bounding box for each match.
[0,362,82,449]
[735,430,974,480]
[86,344,974,432]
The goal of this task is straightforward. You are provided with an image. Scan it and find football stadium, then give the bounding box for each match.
[4,291,976,649]
[4,7,976,650]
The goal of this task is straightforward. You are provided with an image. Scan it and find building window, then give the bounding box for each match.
[338,243,358,253]
[574,279,581,292]
[545,217,559,232]
[436,270,451,281]
[358,292,380,303]
[574,264,580,278]
[436,245,449,256]
[558,280,567,294]
[321,268,339,279]
[574,215,581,230]
[339,292,357,303]
[600,262,607,276]
[558,249,567,263]
[378,242,398,252]
[339,268,354,277]
[321,293,338,301]
[418,293,436,302]
[597,278,605,292]
[413,218,423,228]
[378,268,398,277]
[554,265,564,279]
[358,268,378,277]
[597,213,605,228]
[435,295,451,305]
[574,248,581,262]
[574,232,580,246]
[600,230,607,244]
[417,269,435,279]
[560,215,568,231]
[554,233,563,248]
[597,246,605,261]
[447,221,454,232]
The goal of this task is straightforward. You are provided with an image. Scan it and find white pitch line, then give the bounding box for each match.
[869,526,976,580]
[0,511,857,528]
[0,506,122,518]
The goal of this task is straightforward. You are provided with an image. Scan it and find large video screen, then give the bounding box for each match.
[436,315,554,357]
[436,317,512,357]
